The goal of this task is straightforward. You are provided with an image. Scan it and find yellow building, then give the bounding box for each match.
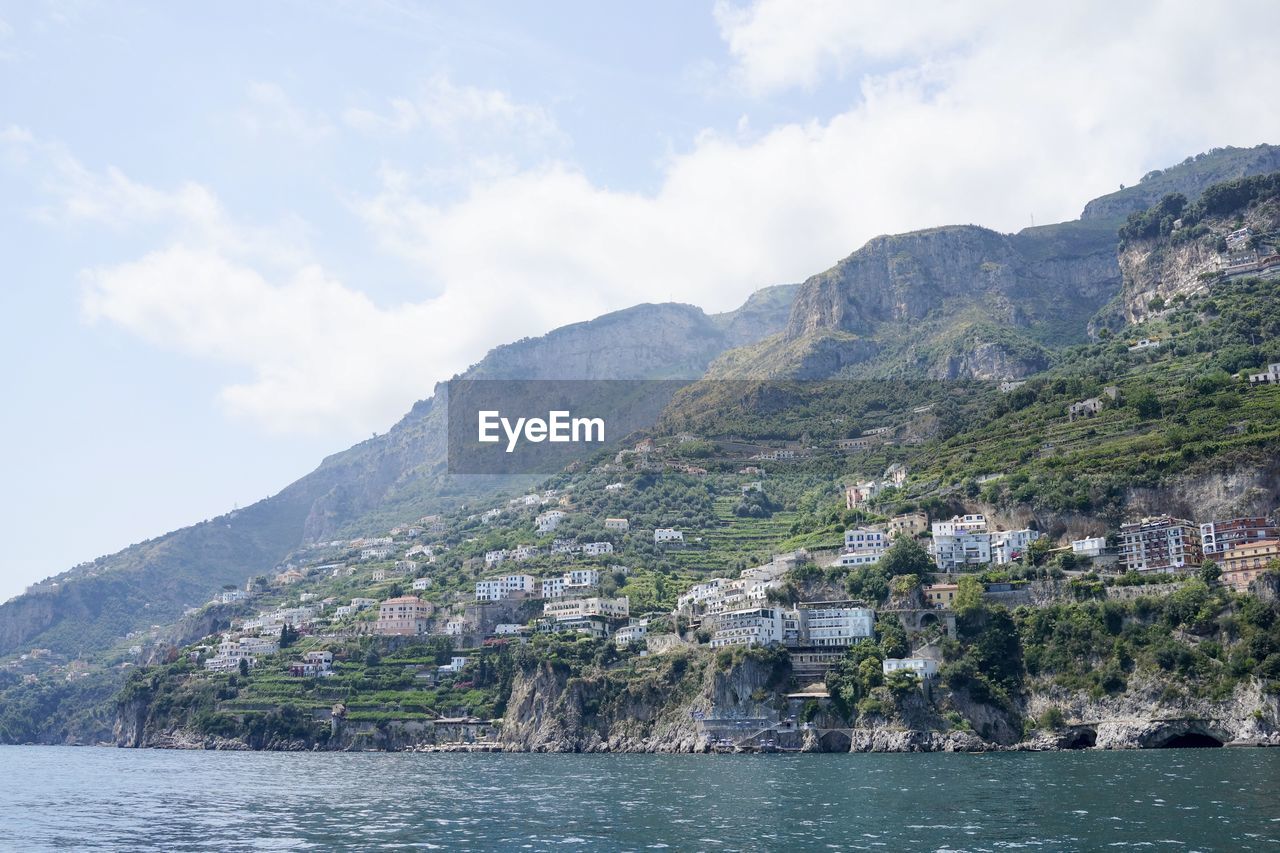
[1221,540,1280,592]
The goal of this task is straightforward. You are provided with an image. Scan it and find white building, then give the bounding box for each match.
[535,510,567,533]
[882,658,939,679]
[654,528,684,545]
[614,621,648,648]
[991,529,1040,564]
[582,541,614,556]
[360,546,393,561]
[484,550,509,566]
[1248,363,1280,385]
[708,607,784,648]
[844,527,888,553]
[932,531,993,570]
[795,604,875,647]
[604,518,630,532]
[512,544,539,561]
[543,596,630,621]
[493,623,525,635]
[411,577,433,591]
[829,550,884,568]
[540,576,567,599]
[475,574,538,602]
[1071,537,1107,558]
[565,568,601,589]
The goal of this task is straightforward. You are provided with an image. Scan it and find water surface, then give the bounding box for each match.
[3,746,1279,851]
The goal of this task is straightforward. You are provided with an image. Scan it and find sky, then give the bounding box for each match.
[2,0,1280,601]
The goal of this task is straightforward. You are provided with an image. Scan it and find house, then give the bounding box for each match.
[1071,537,1107,558]
[654,528,684,545]
[1200,516,1280,556]
[604,518,630,532]
[481,508,503,523]
[512,545,539,561]
[884,463,908,487]
[437,655,470,675]
[539,576,567,599]
[1120,515,1202,573]
[882,657,939,679]
[923,583,958,609]
[998,380,1026,393]
[991,529,1040,564]
[411,577,433,591]
[844,480,882,509]
[792,603,874,647]
[371,569,388,582]
[1068,397,1104,421]
[274,568,305,585]
[351,598,377,610]
[360,546,393,561]
[837,437,876,451]
[1248,363,1280,385]
[614,621,648,648]
[394,560,418,574]
[888,512,929,539]
[475,575,537,602]
[844,527,888,553]
[829,550,884,568]
[565,568,601,589]
[484,549,509,565]
[707,606,784,648]
[374,596,434,636]
[1220,540,1280,592]
[605,482,625,492]
[931,517,992,570]
[582,541,614,556]
[551,538,580,555]
[535,510,567,533]
[1128,338,1164,352]
[492,623,526,636]
[543,595,630,622]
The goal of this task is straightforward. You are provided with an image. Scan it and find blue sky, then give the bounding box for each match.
[3,0,1280,601]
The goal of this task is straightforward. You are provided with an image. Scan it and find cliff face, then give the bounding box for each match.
[498,650,785,753]
[1111,194,1280,326]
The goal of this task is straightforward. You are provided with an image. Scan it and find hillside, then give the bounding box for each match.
[3,145,1278,686]
[0,294,795,661]
[707,144,1280,383]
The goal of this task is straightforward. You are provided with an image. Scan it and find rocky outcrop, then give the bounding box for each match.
[498,650,786,753]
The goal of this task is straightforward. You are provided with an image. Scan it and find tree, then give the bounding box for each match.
[279,624,298,649]
[955,575,985,614]
[238,657,249,677]
[1199,560,1221,586]
[1132,390,1162,420]
[878,537,934,577]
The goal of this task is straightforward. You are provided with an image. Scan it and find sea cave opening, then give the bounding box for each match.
[1153,731,1225,749]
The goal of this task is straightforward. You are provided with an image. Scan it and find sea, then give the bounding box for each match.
[2,745,1279,851]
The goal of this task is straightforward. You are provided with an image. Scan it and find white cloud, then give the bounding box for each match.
[343,74,563,147]
[238,82,334,143]
[713,0,996,94]
[17,4,1280,440]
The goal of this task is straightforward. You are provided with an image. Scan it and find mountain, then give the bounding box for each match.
[0,291,795,660]
[5,144,1279,665]
[706,144,1280,382]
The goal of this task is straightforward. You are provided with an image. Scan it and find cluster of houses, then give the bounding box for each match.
[670,551,932,681]
[1112,513,1280,591]
[844,463,909,509]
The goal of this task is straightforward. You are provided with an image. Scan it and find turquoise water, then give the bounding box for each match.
[3,746,1280,851]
